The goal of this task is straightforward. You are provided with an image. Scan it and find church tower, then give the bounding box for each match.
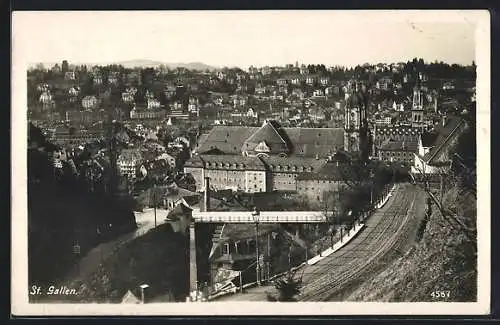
[411,83,424,128]
[344,81,369,160]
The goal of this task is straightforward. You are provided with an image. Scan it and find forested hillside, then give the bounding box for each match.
[28,124,137,285]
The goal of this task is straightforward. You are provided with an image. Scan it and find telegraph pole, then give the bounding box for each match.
[153,185,157,227]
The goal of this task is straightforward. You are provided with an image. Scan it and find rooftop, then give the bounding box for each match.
[379,139,418,152]
[195,121,344,158]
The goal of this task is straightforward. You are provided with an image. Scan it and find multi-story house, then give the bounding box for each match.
[122,92,135,103]
[188,97,200,114]
[108,71,120,85]
[305,76,316,86]
[68,86,80,97]
[277,78,288,86]
[171,101,184,111]
[290,77,302,85]
[117,149,144,180]
[164,84,177,99]
[147,97,161,110]
[319,76,330,86]
[312,89,324,97]
[261,66,271,75]
[82,95,100,110]
[295,162,343,203]
[64,71,76,81]
[92,73,103,85]
[217,71,226,80]
[39,91,52,103]
[232,95,247,108]
[377,139,418,165]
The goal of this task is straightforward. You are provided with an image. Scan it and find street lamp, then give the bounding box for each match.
[251,207,261,286]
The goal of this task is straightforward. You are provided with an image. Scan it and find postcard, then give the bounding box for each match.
[11,9,490,316]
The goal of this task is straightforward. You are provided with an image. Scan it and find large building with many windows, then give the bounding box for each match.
[184,119,344,193]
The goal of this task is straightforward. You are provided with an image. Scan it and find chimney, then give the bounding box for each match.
[203,177,210,212]
[139,284,150,303]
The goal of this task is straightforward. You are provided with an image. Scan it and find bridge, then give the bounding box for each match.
[187,177,333,301]
[191,209,330,223]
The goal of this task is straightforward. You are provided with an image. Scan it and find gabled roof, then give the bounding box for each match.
[242,120,290,155]
[197,126,258,154]
[284,127,344,158]
[195,122,344,158]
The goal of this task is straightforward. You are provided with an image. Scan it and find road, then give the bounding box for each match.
[61,208,171,286]
[216,183,425,301]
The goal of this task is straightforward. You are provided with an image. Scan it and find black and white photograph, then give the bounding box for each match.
[11,10,490,315]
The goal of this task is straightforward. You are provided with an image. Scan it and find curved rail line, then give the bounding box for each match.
[298,183,421,301]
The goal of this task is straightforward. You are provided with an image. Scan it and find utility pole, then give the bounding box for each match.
[153,185,157,227]
[439,172,444,205]
[266,232,271,282]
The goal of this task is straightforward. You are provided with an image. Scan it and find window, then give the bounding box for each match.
[223,243,230,255]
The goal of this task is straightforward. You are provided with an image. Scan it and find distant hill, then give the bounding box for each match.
[29,60,219,71]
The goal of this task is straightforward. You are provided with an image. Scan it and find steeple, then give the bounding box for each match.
[411,83,424,128]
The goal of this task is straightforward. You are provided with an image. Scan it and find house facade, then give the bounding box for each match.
[82,95,100,110]
[117,149,144,180]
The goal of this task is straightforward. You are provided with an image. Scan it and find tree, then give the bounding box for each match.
[266,270,303,302]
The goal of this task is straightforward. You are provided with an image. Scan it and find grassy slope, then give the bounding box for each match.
[65,224,189,303]
[346,185,477,302]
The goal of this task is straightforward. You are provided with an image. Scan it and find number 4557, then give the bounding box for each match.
[431,290,451,298]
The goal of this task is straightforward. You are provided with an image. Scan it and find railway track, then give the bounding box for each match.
[298,183,423,301]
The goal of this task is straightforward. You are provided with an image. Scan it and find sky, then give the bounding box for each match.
[12,10,484,69]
